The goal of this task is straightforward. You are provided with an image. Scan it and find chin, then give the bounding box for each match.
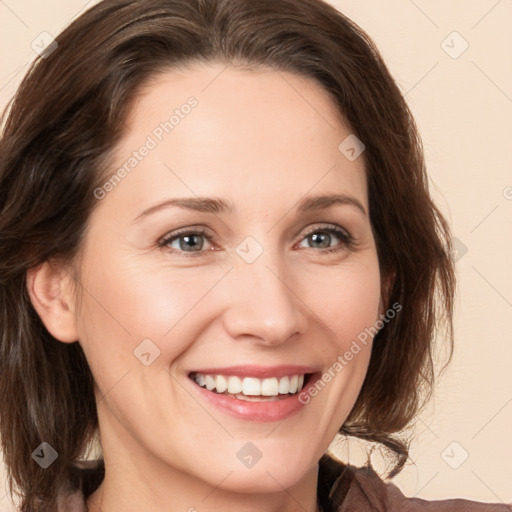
[206,452,314,494]
[219,468,305,494]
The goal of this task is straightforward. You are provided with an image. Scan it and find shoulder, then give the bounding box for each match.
[319,454,512,512]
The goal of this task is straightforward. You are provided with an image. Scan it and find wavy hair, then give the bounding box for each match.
[0,0,455,509]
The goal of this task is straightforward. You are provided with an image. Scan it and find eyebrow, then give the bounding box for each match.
[132,193,367,223]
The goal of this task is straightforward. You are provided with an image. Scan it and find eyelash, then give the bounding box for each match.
[158,224,355,259]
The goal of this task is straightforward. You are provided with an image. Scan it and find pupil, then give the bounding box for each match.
[311,233,329,248]
[181,234,203,251]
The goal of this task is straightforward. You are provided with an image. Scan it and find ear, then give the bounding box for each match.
[378,269,396,316]
[26,261,78,343]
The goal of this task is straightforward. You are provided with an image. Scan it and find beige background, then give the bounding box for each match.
[1,0,511,509]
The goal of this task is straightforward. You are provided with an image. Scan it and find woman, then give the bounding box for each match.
[0,0,509,511]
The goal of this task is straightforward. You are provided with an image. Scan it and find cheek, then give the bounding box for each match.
[304,258,382,349]
[297,257,381,416]
[74,255,228,378]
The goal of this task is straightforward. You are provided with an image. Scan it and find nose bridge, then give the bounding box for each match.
[222,240,307,345]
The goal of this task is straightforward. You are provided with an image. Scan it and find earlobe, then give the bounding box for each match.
[26,261,78,343]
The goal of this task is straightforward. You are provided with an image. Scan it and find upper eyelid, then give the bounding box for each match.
[301,223,350,237]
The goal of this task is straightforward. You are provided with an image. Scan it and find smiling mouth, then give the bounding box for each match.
[189,372,312,402]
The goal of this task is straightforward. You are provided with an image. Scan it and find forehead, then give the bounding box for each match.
[99,62,368,217]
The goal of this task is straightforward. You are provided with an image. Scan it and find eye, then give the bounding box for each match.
[297,225,354,254]
[159,228,213,257]
[158,224,354,258]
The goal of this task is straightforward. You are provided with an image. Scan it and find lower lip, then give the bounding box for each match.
[189,374,319,422]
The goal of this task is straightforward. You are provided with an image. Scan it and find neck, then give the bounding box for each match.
[87,462,320,512]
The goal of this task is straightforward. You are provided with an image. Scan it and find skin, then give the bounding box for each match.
[28,62,389,512]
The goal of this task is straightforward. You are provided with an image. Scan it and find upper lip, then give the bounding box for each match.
[188,365,319,379]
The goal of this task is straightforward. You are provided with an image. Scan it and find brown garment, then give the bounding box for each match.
[56,456,512,511]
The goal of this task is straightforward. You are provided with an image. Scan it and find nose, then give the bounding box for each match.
[221,250,309,346]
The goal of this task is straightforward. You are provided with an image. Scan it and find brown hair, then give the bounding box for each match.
[0,0,455,510]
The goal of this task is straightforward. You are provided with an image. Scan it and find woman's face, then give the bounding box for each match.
[69,63,384,493]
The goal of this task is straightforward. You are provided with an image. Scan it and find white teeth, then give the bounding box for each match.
[227,376,242,394]
[205,375,216,391]
[278,376,290,394]
[261,377,279,396]
[192,373,307,397]
[242,377,261,396]
[216,375,228,393]
[289,375,298,393]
